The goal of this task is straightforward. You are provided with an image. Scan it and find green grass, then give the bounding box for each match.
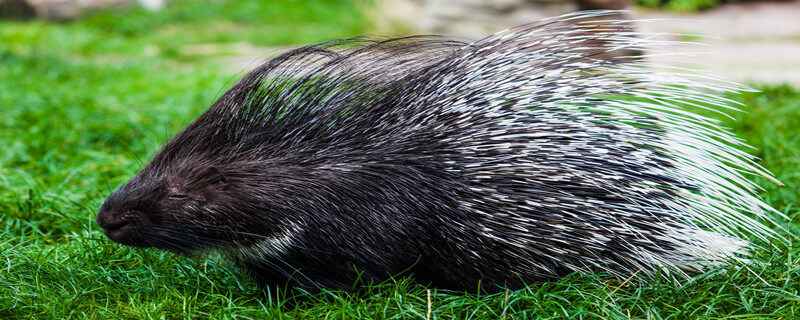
[634,0,721,12]
[1,1,799,318]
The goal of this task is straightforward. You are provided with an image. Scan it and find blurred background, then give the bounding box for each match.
[381,0,800,85]
[2,0,798,84]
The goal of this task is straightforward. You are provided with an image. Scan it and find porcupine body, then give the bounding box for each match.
[96,11,782,293]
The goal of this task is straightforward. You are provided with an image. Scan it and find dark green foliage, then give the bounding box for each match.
[1,1,798,318]
[634,0,722,12]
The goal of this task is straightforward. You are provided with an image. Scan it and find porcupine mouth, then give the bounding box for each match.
[102,223,196,255]
[100,219,145,247]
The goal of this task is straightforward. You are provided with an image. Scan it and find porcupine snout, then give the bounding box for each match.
[97,198,139,246]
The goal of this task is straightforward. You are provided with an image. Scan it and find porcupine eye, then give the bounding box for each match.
[96,173,211,252]
[168,194,190,200]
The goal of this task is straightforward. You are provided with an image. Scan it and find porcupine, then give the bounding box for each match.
[96,11,784,293]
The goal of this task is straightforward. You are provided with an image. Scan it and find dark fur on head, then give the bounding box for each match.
[98,35,482,291]
[97,11,782,293]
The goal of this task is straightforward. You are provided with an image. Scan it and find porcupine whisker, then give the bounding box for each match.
[146,228,214,248]
[249,255,321,289]
[148,225,249,250]
[143,234,195,253]
[168,223,311,250]
[98,170,113,195]
[154,229,220,247]
[74,170,114,202]
[111,137,145,169]
[165,222,328,283]
[166,225,320,288]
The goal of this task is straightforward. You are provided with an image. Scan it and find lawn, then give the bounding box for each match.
[1,0,799,319]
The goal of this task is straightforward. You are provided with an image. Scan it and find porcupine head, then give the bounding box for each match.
[97,11,784,293]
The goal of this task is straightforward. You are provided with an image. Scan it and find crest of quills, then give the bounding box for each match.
[97,11,785,293]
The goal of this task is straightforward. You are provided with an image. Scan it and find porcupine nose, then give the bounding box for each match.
[96,206,137,245]
[97,212,129,231]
